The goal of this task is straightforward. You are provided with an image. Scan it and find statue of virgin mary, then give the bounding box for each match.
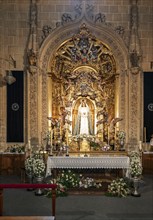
[73,99,93,136]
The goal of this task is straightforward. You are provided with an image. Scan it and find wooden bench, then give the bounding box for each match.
[0,184,57,220]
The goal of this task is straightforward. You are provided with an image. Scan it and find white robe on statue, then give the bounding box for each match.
[73,100,93,136]
[79,105,89,135]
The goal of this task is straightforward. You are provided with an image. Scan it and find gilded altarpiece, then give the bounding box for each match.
[28,19,142,153]
[37,23,133,153]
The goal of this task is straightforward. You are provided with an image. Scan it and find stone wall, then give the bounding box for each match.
[0,0,152,148]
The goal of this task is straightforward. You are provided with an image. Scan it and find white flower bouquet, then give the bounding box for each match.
[130,160,142,177]
[25,157,35,174]
[58,170,80,188]
[45,179,68,197]
[129,151,142,177]
[33,153,43,160]
[79,177,102,189]
[33,159,46,177]
[107,178,130,197]
[129,151,140,159]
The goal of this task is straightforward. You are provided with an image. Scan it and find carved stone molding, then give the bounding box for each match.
[29,74,38,138]
[41,69,48,138]
[39,2,128,47]
[119,70,127,130]
[128,72,140,142]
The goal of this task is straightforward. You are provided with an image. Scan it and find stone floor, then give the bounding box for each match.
[0,174,153,220]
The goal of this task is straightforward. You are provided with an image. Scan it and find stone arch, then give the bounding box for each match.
[38,19,129,138]
[39,18,128,72]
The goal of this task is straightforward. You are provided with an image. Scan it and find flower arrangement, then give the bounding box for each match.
[79,176,102,189]
[118,131,126,140]
[25,157,35,174]
[45,179,68,197]
[59,170,80,188]
[87,136,102,149]
[107,178,130,197]
[101,144,110,151]
[129,151,142,177]
[33,153,43,160]
[90,140,100,150]
[33,158,46,177]
[129,151,140,159]
[6,145,25,153]
[45,169,102,197]
[25,152,46,177]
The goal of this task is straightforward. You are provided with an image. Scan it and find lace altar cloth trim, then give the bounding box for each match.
[46,156,130,175]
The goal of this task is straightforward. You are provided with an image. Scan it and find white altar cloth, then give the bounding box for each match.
[46,156,130,177]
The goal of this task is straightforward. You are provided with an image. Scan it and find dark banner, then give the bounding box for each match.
[144,72,153,142]
[7,71,24,142]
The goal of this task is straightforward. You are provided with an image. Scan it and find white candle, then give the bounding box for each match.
[139,141,142,150]
[28,139,31,149]
[41,132,43,145]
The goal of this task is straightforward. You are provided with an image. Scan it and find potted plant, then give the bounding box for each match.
[129,151,142,197]
[25,157,35,190]
[33,158,46,196]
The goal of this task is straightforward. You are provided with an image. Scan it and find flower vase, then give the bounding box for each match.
[131,176,141,197]
[26,173,34,191]
[119,139,125,151]
[50,145,54,156]
[35,176,44,196]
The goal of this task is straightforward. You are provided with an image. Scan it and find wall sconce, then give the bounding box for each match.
[0,55,16,86]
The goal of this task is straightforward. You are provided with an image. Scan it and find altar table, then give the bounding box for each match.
[46,156,130,177]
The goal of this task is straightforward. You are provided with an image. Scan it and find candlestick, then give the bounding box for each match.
[66,145,69,156]
[144,127,146,143]
[66,129,69,146]
[54,127,56,145]
[50,130,52,146]
[101,126,104,142]
[115,126,116,142]
[60,123,62,138]
[50,145,53,156]
[107,126,109,145]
